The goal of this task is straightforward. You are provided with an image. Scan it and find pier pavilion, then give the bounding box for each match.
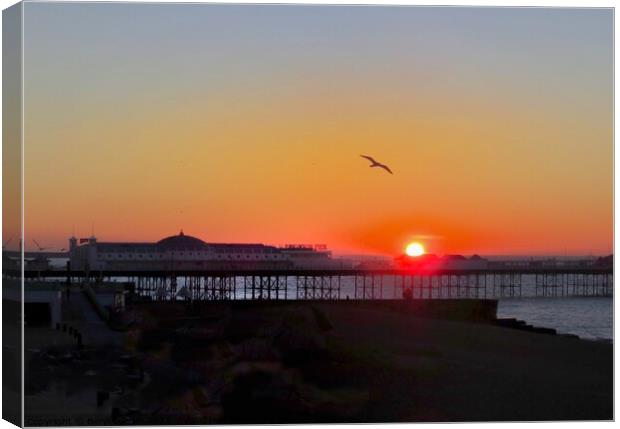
[68,231,348,272]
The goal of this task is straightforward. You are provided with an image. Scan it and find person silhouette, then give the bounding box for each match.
[403,287,413,300]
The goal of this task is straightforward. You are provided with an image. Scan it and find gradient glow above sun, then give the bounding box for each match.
[405,242,425,257]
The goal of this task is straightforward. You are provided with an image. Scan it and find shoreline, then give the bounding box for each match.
[496,295,613,341]
[494,317,614,344]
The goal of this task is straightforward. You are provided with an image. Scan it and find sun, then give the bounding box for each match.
[405,242,425,257]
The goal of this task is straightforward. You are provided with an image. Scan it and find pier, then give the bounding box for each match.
[9,267,613,300]
[534,272,614,297]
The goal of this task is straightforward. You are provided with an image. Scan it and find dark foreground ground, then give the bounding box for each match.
[23,299,612,424]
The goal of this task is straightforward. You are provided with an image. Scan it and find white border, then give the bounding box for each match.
[0,2,616,429]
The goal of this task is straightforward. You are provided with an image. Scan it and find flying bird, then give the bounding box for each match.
[360,155,393,174]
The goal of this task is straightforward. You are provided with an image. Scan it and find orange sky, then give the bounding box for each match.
[15,5,613,256]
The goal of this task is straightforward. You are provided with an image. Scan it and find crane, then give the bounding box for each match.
[33,239,52,251]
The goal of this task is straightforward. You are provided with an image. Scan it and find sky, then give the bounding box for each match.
[19,3,613,256]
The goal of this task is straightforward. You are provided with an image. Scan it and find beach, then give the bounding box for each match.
[23,299,612,424]
[309,302,612,422]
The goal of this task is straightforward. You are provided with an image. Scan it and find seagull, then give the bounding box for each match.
[360,155,393,175]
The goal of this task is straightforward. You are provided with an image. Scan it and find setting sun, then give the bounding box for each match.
[405,242,425,257]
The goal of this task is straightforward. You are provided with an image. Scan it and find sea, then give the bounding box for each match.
[46,258,614,341]
[497,297,612,341]
[494,275,613,341]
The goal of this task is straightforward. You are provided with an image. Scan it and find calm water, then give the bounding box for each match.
[129,276,615,341]
[141,276,614,341]
[498,297,613,341]
[44,260,615,340]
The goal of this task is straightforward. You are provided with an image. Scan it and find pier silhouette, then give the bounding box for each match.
[10,266,613,301]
